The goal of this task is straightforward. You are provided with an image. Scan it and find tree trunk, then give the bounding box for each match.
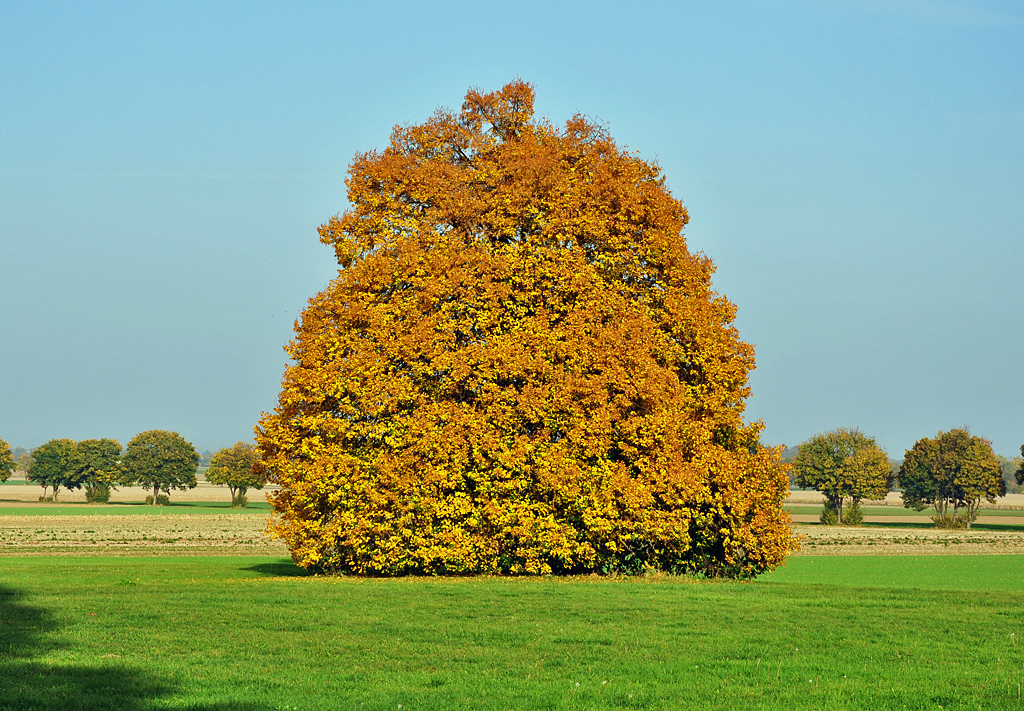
[153,483,160,504]
[836,497,844,525]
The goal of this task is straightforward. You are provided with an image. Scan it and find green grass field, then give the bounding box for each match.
[2,555,1023,710]
[785,505,1024,519]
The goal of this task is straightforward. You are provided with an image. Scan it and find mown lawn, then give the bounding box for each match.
[1,555,1022,710]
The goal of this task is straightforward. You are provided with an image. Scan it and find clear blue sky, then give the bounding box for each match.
[2,1,1021,458]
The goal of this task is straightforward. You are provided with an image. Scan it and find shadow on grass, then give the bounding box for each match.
[240,560,309,577]
[860,521,1024,532]
[0,586,267,710]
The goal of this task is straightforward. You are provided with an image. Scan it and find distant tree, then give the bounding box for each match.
[69,439,122,503]
[206,442,264,507]
[1015,444,1024,490]
[0,438,13,483]
[899,429,1005,529]
[121,430,199,505]
[27,439,77,500]
[15,452,33,473]
[998,453,1023,495]
[793,428,892,525]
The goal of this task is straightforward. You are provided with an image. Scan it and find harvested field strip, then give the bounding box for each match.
[0,514,289,556]
[793,523,1024,555]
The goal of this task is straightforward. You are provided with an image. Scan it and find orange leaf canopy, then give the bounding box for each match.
[256,81,794,577]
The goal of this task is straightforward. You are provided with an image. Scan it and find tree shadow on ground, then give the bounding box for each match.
[239,560,308,577]
[0,586,266,711]
[861,521,1024,532]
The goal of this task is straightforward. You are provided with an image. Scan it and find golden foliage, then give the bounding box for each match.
[256,81,794,577]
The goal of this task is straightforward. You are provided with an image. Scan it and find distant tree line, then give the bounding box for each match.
[788,428,1020,529]
[0,433,264,507]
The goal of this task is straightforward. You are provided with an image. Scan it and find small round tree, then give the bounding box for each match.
[207,442,264,507]
[69,439,122,503]
[121,430,199,505]
[793,428,891,525]
[899,429,1005,529]
[0,437,13,483]
[257,81,795,578]
[27,438,77,501]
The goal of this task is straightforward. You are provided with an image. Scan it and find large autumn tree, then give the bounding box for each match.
[256,81,794,578]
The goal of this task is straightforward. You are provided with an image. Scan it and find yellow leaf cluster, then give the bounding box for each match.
[256,81,795,577]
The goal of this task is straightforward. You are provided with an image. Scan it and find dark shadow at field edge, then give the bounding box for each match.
[859,521,1024,532]
[240,560,309,577]
[0,585,269,711]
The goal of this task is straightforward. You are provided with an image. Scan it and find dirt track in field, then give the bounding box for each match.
[0,514,290,556]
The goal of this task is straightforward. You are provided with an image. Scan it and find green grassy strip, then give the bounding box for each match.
[786,505,1024,518]
[1,555,1023,710]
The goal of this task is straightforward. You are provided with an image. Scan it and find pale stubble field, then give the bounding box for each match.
[3,480,1024,557]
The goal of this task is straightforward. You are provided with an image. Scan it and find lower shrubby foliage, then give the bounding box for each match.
[930,512,975,529]
[819,499,864,526]
[85,482,112,503]
[842,500,864,526]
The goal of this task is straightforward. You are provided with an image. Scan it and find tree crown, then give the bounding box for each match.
[121,430,199,491]
[256,81,793,578]
[27,439,77,490]
[207,442,263,490]
[0,438,13,483]
[793,428,890,502]
[899,429,1005,511]
[69,439,122,487]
